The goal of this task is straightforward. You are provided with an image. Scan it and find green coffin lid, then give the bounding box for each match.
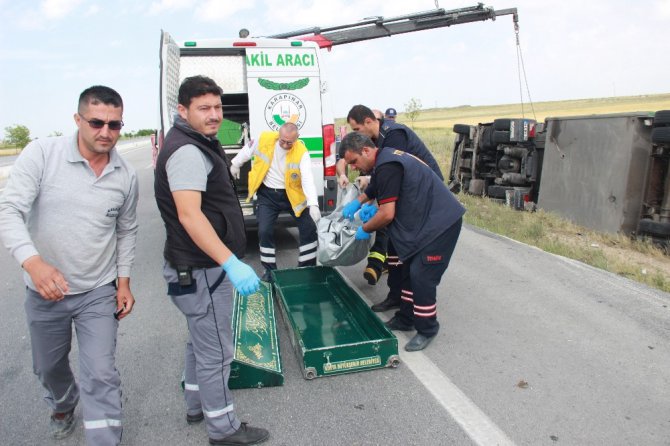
[229,281,283,389]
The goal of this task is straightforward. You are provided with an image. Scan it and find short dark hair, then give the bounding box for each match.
[78,86,123,113]
[346,105,375,125]
[178,76,223,107]
[339,132,375,155]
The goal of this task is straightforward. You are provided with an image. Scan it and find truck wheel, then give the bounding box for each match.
[653,110,670,127]
[638,219,670,237]
[493,118,512,131]
[651,127,670,144]
[453,124,471,135]
[493,130,511,144]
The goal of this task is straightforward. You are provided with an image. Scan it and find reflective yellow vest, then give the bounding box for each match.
[246,131,310,217]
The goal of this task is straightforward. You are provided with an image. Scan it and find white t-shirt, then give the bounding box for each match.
[232,137,318,206]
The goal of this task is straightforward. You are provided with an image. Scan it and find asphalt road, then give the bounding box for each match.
[0,141,669,445]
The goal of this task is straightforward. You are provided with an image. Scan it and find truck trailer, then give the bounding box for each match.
[449,110,670,244]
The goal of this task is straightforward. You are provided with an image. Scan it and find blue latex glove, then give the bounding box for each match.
[359,203,378,223]
[355,226,371,240]
[221,255,260,296]
[342,199,362,219]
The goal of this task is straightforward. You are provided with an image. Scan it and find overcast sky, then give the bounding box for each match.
[1,0,668,139]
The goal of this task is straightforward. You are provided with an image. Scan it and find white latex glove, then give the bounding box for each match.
[230,164,240,180]
[338,173,349,188]
[309,206,321,223]
[355,175,371,190]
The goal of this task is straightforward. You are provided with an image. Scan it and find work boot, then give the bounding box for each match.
[50,408,76,440]
[261,269,274,284]
[186,411,204,425]
[209,422,269,445]
[384,316,414,332]
[363,257,386,285]
[371,295,401,312]
[405,333,436,352]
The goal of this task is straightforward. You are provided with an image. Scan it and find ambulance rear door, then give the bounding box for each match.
[245,42,325,196]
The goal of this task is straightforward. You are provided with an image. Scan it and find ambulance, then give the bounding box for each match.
[158,31,338,227]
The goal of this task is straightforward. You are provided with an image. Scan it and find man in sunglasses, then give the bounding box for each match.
[0,86,138,445]
[230,122,321,283]
[154,75,268,445]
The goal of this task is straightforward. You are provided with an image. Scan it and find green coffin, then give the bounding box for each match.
[272,266,400,379]
[229,281,283,389]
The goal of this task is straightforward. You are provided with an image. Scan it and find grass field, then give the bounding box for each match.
[340,93,670,292]
[409,93,670,130]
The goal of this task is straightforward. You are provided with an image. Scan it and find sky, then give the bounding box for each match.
[1,0,669,139]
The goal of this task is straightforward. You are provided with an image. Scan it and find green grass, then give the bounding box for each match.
[455,192,670,293]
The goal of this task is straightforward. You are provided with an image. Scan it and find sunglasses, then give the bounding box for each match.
[78,113,124,131]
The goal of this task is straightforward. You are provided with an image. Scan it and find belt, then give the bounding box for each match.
[261,184,286,193]
[168,261,212,271]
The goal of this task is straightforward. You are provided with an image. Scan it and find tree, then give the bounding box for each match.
[404,98,422,129]
[4,124,31,148]
[48,131,63,137]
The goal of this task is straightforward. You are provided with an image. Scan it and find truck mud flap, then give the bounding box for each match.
[272,266,400,380]
[229,281,284,389]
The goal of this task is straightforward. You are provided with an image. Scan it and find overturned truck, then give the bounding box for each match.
[449,110,670,244]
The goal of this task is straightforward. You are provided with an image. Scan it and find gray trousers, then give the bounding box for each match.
[163,263,241,440]
[25,282,122,446]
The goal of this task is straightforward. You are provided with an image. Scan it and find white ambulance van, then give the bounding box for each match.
[158,31,338,227]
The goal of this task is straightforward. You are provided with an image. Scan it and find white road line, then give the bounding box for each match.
[336,267,516,446]
[394,330,516,446]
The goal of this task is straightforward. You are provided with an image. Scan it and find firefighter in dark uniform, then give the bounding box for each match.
[339,132,464,351]
[336,105,444,313]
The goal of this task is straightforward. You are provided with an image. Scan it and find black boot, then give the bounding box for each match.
[363,256,386,285]
[261,269,274,283]
[371,295,401,312]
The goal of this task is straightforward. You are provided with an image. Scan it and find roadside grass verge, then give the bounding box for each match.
[0,147,21,156]
[456,193,670,293]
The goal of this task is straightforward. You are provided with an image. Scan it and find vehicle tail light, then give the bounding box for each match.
[323,124,336,176]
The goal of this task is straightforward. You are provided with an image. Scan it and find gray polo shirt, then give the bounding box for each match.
[0,134,139,294]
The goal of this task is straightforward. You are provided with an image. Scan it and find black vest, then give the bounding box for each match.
[154,120,246,268]
[378,120,444,180]
[375,148,465,261]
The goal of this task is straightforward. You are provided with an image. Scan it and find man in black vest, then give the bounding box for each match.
[339,132,464,351]
[337,105,444,314]
[154,76,268,445]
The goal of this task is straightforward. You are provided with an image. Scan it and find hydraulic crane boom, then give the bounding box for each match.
[268,3,518,49]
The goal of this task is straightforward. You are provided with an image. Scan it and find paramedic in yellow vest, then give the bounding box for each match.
[230,123,321,282]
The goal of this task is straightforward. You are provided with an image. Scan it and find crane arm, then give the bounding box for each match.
[268,3,518,49]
